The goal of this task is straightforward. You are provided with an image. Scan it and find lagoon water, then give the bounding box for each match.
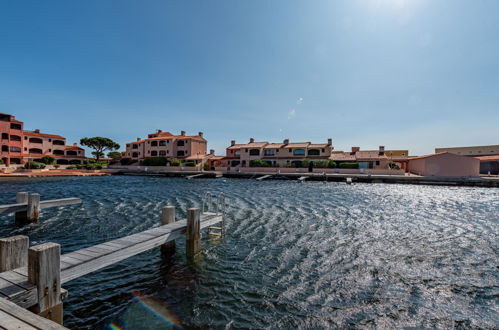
[0,176,498,329]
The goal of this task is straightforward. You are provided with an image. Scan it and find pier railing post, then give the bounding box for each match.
[186,208,201,260]
[161,206,176,257]
[27,193,41,222]
[28,243,63,324]
[15,192,29,223]
[0,235,29,272]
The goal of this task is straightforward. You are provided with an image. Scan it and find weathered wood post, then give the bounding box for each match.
[0,235,29,272]
[186,208,200,260]
[28,243,63,324]
[161,206,176,257]
[15,192,29,223]
[27,193,41,222]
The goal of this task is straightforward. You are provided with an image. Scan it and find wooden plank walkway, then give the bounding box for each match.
[0,198,81,214]
[0,297,67,329]
[0,212,223,309]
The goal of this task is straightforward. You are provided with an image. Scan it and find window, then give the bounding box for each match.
[159,140,167,146]
[177,141,184,147]
[151,141,158,147]
[234,150,240,156]
[53,150,64,155]
[289,148,292,152]
[293,149,305,156]
[29,137,43,144]
[66,150,77,156]
[10,135,21,142]
[1,146,8,152]
[151,151,158,156]
[10,123,21,130]
[322,148,325,153]
[1,133,8,140]
[375,161,380,166]
[132,152,139,158]
[177,150,185,157]
[264,149,275,156]
[308,149,320,156]
[249,149,260,156]
[159,150,166,156]
[28,148,42,154]
[132,144,138,149]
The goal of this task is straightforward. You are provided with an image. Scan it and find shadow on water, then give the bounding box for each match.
[0,176,498,329]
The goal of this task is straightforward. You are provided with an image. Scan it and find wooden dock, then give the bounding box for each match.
[0,195,225,328]
[0,297,67,329]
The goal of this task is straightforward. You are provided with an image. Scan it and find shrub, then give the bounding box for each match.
[250,159,270,167]
[120,158,134,165]
[54,164,60,169]
[169,158,181,166]
[389,162,400,170]
[184,161,196,167]
[24,161,46,169]
[67,165,76,169]
[40,156,55,165]
[339,162,359,169]
[141,157,167,166]
[203,162,211,171]
[0,159,4,165]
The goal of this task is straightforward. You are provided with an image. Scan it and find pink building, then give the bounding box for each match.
[407,152,480,177]
[125,130,208,164]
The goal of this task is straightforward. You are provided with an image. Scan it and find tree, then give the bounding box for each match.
[40,156,55,165]
[80,137,120,161]
[92,151,105,159]
[107,151,121,159]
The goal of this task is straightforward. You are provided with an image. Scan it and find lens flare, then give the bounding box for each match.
[106,323,123,330]
[132,290,183,329]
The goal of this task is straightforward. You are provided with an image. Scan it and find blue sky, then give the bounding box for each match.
[1,0,498,155]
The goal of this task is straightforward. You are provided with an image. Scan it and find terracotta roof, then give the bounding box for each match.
[284,142,310,148]
[184,154,209,160]
[65,145,83,150]
[308,144,329,148]
[474,155,499,161]
[263,143,285,149]
[408,152,451,160]
[127,135,205,145]
[329,152,356,161]
[235,142,269,148]
[227,144,244,150]
[24,131,65,139]
[355,151,388,160]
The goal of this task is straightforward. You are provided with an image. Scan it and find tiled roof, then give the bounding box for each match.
[355,151,388,160]
[24,131,65,139]
[329,152,356,161]
[285,142,310,148]
[474,155,499,161]
[308,143,329,148]
[65,145,83,150]
[234,142,269,148]
[263,143,285,149]
[128,135,205,144]
[408,152,450,160]
[184,154,209,160]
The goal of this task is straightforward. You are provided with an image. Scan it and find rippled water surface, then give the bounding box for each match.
[0,176,498,329]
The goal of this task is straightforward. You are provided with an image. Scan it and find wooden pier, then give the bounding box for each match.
[0,195,225,329]
[0,193,81,224]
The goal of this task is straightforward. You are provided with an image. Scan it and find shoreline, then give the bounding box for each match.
[0,169,498,187]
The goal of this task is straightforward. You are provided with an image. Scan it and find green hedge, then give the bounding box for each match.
[184,161,196,167]
[141,157,167,166]
[250,159,271,167]
[169,158,181,166]
[339,162,359,169]
[40,156,55,165]
[24,161,46,169]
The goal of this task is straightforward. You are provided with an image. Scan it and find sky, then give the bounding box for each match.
[0,0,498,156]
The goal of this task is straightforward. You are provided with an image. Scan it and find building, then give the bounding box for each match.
[474,155,499,175]
[125,130,208,164]
[407,152,480,177]
[0,113,85,166]
[224,138,333,167]
[329,146,391,169]
[435,145,499,157]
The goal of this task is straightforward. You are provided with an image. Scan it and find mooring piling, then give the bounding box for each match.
[186,208,201,260]
[161,206,176,257]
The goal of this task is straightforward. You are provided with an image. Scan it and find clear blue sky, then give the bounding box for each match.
[1,0,498,155]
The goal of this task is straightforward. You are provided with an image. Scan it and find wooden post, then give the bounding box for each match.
[0,235,28,272]
[28,243,63,324]
[161,206,176,257]
[27,193,41,222]
[186,208,200,260]
[15,192,29,223]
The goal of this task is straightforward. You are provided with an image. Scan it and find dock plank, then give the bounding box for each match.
[0,298,67,329]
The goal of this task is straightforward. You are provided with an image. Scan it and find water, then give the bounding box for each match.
[0,176,498,329]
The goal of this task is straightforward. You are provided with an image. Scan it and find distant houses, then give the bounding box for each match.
[0,112,85,166]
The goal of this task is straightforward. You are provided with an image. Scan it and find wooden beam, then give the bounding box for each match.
[0,198,81,215]
[186,208,201,260]
[161,206,176,257]
[0,236,28,272]
[0,298,67,329]
[14,193,28,223]
[26,194,40,222]
[28,243,63,324]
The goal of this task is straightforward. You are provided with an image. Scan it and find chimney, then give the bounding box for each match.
[157,129,162,133]
[283,139,289,145]
[379,145,385,155]
[231,140,236,146]
[198,132,203,138]
[249,138,255,143]
[351,146,360,153]
[137,137,141,142]
[73,142,77,147]
[181,130,186,136]
[210,149,215,155]
[327,138,332,145]
[34,129,40,133]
